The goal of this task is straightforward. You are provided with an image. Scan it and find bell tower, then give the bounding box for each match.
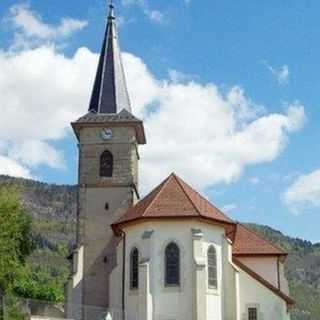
[67,2,146,319]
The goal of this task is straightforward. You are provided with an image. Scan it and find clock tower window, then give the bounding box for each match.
[100,150,113,177]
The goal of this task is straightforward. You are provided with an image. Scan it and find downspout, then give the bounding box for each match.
[121,230,126,320]
[277,257,281,290]
[130,183,140,200]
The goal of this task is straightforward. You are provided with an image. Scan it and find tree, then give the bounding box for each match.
[0,186,68,307]
[0,186,34,295]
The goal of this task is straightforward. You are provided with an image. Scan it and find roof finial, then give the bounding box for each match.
[108,0,115,20]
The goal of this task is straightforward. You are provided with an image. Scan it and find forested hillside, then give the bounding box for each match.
[0,175,77,304]
[0,175,319,320]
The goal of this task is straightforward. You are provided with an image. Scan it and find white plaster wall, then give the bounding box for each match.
[237,256,278,288]
[221,238,238,320]
[109,221,292,320]
[109,240,123,312]
[279,262,290,295]
[120,220,226,320]
[73,246,84,288]
[202,234,223,320]
[238,267,290,320]
[66,246,83,320]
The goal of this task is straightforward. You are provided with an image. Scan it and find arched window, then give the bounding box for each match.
[208,245,217,289]
[130,247,139,289]
[100,150,113,177]
[165,242,180,286]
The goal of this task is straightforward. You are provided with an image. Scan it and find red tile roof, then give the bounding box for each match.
[232,224,287,257]
[112,174,287,259]
[112,174,292,304]
[112,173,234,231]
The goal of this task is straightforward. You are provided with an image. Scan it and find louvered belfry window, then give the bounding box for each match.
[165,242,180,286]
[130,248,139,289]
[100,150,113,177]
[208,245,218,289]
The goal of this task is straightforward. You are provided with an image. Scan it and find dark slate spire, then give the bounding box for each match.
[88,1,131,114]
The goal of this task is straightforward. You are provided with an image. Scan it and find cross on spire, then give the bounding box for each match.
[108,0,114,19]
[88,0,131,114]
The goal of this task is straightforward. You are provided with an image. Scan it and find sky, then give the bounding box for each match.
[0,0,319,242]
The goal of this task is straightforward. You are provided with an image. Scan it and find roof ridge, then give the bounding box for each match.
[238,223,287,255]
[142,174,173,217]
[174,174,232,221]
[173,173,201,215]
[112,173,236,232]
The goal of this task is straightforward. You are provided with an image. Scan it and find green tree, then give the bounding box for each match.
[0,186,68,307]
[0,187,34,295]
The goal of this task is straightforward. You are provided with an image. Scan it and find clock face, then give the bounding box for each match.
[101,128,112,140]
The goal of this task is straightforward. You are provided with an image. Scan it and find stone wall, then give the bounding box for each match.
[79,127,139,186]
[67,123,140,320]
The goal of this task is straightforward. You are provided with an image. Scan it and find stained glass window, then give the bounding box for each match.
[208,245,217,289]
[165,242,180,286]
[130,247,139,289]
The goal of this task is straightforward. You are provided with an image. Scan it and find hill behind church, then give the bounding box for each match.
[0,175,319,320]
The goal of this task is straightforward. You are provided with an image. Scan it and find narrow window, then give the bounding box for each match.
[130,248,139,289]
[165,242,180,286]
[248,308,258,320]
[208,245,217,289]
[100,150,113,177]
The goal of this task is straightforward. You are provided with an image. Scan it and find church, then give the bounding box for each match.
[66,3,294,320]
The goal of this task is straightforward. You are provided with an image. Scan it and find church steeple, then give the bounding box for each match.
[88,1,131,114]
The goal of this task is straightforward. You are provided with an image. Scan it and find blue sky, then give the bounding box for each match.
[0,0,319,242]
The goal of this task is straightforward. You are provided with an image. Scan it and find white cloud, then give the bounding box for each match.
[121,0,164,24]
[0,155,32,179]
[123,52,305,191]
[283,170,320,214]
[8,140,65,169]
[0,6,306,188]
[221,204,237,213]
[0,5,90,177]
[0,45,97,176]
[0,46,96,141]
[0,45,305,189]
[8,4,87,40]
[262,61,289,85]
[168,69,197,84]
